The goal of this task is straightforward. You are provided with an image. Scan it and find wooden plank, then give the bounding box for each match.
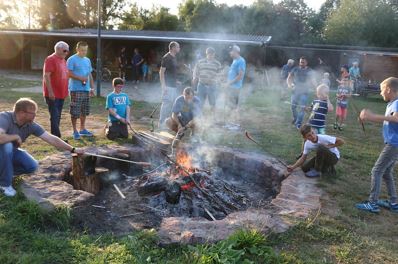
[139,132,171,145]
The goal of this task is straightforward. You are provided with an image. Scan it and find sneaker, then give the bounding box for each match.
[338,126,343,131]
[305,169,320,178]
[355,200,380,213]
[0,185,17,197]
[333,123,338,129]
[376,200,398,213]
[73,131,81,140]
[79,129,93,137]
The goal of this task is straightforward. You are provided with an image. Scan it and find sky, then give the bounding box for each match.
[137,0,326,15]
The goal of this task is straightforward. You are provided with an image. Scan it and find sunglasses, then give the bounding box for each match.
[63,49,69,53]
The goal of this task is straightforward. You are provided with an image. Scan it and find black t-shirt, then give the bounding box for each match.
[161,53,177,87]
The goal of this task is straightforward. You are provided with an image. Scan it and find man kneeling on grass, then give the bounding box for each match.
[356,77,398,213]
[165,87,201,134]
[0,98,84,197]
[286,124,344,178]
[105,78,131,140]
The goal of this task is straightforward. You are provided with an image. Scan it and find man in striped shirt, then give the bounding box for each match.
[192,47,222,112]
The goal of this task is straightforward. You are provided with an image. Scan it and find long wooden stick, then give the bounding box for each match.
[85,152,151,166]
[150,103,161,118]
[113,184,126,199]
[350,100,365,133]
[244,130,288,168]
[204,207,216,221]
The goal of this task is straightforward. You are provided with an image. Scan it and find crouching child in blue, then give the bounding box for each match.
[356,77,398,213]
[105,78,131,140]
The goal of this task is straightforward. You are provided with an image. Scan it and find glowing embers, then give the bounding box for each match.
[136,148,248,220]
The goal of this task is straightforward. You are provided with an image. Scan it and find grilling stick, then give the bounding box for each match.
[244,131,288,168]
[84,152,151,166]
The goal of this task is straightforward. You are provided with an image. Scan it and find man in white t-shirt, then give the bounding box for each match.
[286,124,345,177]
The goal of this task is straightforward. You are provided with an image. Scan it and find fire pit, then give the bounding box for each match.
[21,136,322,244]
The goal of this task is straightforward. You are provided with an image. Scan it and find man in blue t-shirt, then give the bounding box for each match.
[226,45,246,124]
[67,41,95,140]
[105,78,131,140]
[166,87,201,134]
[356,77,398,213]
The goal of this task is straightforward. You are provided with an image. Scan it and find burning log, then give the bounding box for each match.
[71,154,103,194]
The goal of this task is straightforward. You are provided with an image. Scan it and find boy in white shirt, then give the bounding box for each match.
[286,124,345,177]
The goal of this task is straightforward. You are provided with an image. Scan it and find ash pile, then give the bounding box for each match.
[135,148,249,221]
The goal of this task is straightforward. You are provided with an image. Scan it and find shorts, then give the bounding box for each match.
[336,105,347,118]
[70,91,90,118]
[227,89,241,109]
[105,122,128,140]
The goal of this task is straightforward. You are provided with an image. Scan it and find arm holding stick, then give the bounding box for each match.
[360,109,398,123]
[286,154,307,175]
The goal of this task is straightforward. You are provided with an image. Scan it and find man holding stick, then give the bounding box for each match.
[0,98,84,197]
[105,78,131,140]
[286,124,344,178]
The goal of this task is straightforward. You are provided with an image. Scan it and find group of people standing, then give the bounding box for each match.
[282,56,398,214]
[158,42,246,133]
[0,40,246,197]
[117,47,152,88]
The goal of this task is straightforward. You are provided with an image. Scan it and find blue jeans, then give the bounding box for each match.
[45,97,64,138]
[159,87,178,128]
[369,144,398,203]
[0,143,38,186]
[197,83,216,108]
[291,92,308,127]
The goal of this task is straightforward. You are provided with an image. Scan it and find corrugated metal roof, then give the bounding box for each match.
[269,43,398,57]
[0,28,272,46]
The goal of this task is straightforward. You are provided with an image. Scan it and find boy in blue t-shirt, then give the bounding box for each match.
[105,78,131,140]
[356,77,398,213]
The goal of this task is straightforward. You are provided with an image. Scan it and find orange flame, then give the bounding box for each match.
[176,149,193,171]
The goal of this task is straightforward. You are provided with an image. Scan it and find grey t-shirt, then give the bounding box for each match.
[0,111,45,143]
[291,66,314,94]
[172,96,201,126]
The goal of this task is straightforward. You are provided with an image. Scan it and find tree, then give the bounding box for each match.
[38,0,77,29]
[324,0,398,47]
[37,0,127,30]
[119,6,179,31]
[178,0,226,32]
[143,7,180,31]
[0,1,17,28]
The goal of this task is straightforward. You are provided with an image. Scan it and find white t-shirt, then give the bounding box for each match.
[303,134,340,159]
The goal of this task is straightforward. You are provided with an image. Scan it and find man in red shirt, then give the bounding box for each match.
[42,41,70,139]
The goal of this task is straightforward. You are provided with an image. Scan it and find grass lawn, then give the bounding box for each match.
[0,75,397,264]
